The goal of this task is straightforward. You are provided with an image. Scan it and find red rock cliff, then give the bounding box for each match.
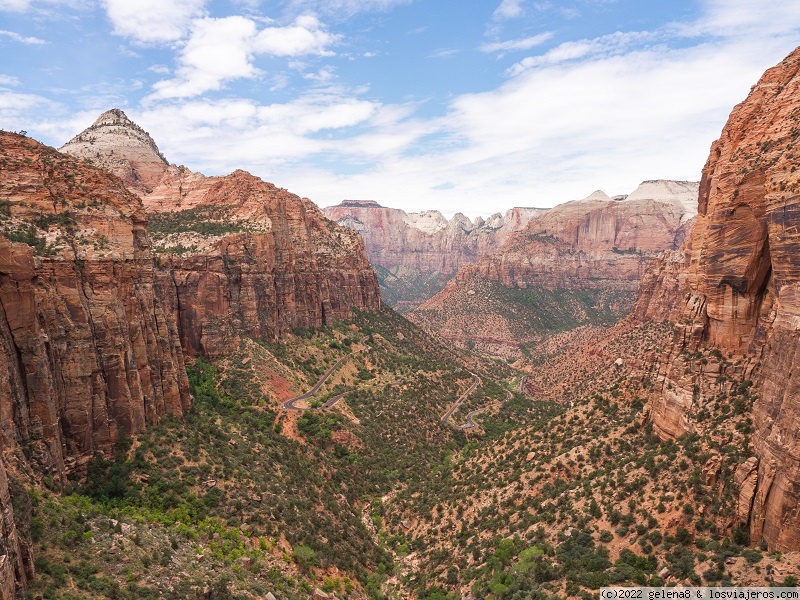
[469,183,697,291]
[0,132,191,594]
[0,132,190,471]
[60,112,382,360]
[643,47,800,550]
[143,168,381,358]
[322,201,545,275]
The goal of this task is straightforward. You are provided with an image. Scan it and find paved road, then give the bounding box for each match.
[453,389,512,430]
[520,375,527,395]
[282,336,370,411]
[440,372,481,425]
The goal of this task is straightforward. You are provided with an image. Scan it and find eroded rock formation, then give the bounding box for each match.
[0,132,193,593]
[60,111,381,359]
[408,182,697,354]
[322,200,546,309]
[641,47,800,550]
[144,170,381,358]
[322,200,544,275]
[468,182,697,291]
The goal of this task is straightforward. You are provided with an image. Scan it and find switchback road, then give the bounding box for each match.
[282,336,370,411]
[440,372,481,426]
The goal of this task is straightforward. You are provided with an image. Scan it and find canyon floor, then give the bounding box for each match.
[16,306,799,600]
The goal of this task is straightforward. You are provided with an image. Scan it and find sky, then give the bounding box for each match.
[1,1,800,217]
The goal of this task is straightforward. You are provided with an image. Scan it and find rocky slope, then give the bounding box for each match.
[409,182,697,355]
[322,200,546,310]
[638,47,800,551]
[61,111,382,359]
[0,131,192,593]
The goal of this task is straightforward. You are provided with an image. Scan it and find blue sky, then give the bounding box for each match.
[2,0,800,216]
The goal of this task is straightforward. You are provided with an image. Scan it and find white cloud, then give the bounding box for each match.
[430,48,460,58]
[148,15,339,100]
[252,15,337,56]
[679,0,800,37]
[102,0,207,44]
[0,75,20,86]
[506,30,657,75]
[129,94,392,175]
[147,64,171,75]
[303,66,336,82]
[0,29,45,44]
[0,0,31,11]
[493,0,524,20]
[480,32,553,55]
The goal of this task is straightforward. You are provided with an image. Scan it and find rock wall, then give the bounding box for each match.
[144,170,381,359]
[462,184,697,292]
[642,47,800,550]
[0,132,191,473]
[322,200,543,276]
[0,132,193,594]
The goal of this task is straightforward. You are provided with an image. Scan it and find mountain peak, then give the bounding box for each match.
[583,190,611,201]
[92,108,135,127]
[60,108,168,194]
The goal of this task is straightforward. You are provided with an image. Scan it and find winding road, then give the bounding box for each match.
[452,389,512,430]
[440,372,481,426]
[281,336,370,411]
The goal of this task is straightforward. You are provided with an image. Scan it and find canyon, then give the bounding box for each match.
[639,47,800,551]
[407,181,697,355]
[1,46,800,599]
[322,201,547,310]
[0,111,381,596]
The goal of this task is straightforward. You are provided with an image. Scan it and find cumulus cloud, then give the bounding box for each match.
[252,15,337,56]
[493,0,524,20]
[0,29,45,44]
[480,32,553,55]
[101,0,207,44]
[148,15,339,100]
[131,93,398,177]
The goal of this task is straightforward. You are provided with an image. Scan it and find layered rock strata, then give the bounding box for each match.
[0,132,191,472]
[60,110,381,359]
[0,132,193,593]
[144,170,381,358]
[640,47,800,550]
[322,200,545,275]
[467,182,697,291]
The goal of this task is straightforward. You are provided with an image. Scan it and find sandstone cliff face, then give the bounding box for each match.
[0,132,190,471]
[0,132,192,593]
[641,48,800,550]
[322,201,546,310]
[144,171,381,358]
[60,112,381,359]
[322,200,544,276]
[469,182,698,291]
[59,109,168,195]
[407,182,698,355]
[631,218,695,323]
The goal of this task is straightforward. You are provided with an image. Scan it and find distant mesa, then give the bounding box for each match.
[338,199,384,208]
